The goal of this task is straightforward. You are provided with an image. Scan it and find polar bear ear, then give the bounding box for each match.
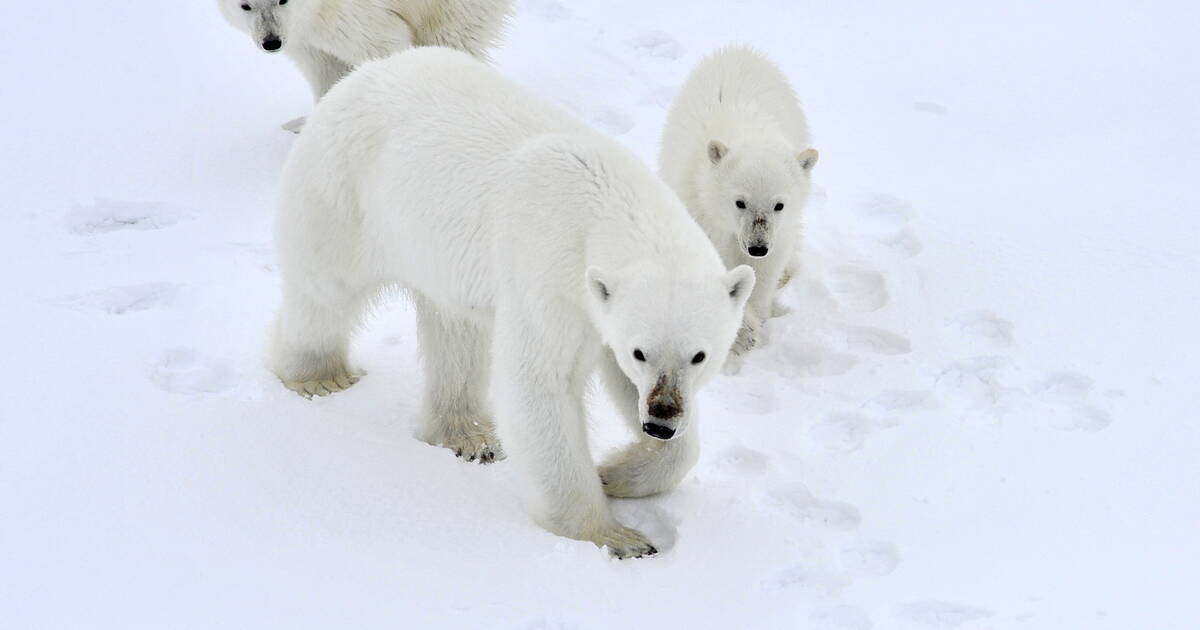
[797,148,819,172]
[585,266,613,306]
[708,140,729,165]
[724,265,756,310]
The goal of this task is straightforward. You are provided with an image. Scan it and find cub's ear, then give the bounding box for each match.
[724,265,756,310]
[585,266,613,306]
[797,148,819,172]
[708,140,729,165]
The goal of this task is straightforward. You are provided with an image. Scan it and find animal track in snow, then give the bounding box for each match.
[707,445,771,477]
[954,310,1014,346]
[934,355,1026,421]
[826,264,889,312]
[838,540,900,576]
[913,101,949,115]
[151,348,238,396]
[854,195,923,258]
[842,326,912,355]
[1030,371,1113,432]
[628,31,684,59]
[770,564,847,599]
[866,389,936,415]
[809,412,897,453]
[896,600,993,628]
[770,342,858,378]
[764,483,861,530]
[54,282,179,315]
[810,605,874,630]
[67,198,191,235]
[590,110,635,136]
[882,227,924,257]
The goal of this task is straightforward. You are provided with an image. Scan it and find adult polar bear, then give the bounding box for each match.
[660,46,818,366]
[218,0,512,99]
[270,48,754,558]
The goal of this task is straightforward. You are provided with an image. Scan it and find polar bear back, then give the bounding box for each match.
[277,47,723,319]
[659,46,811,192]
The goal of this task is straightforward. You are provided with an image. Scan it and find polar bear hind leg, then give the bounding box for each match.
[412,294,503,464]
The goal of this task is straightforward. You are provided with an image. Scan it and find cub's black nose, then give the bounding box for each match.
[648,402,680,420]
[747,245,769,257]
[642,422,676,440]
[262,37,282,51]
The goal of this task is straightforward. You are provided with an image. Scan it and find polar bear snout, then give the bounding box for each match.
[747,243,769,258]
[261,35,283,51]
[642,422,677,440]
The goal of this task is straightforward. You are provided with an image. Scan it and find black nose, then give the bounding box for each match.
[648,402,680,420]
[642,422,676,440]
[747,245,769,257]
[262,37,282,51]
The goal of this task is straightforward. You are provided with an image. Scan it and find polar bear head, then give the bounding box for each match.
[217,0,311,53]
[586,264,755,440]
[700,138,818,259]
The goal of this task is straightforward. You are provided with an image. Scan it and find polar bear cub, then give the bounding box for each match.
[660,46,818,364]
[270,48,753,558]
[218,0,512,119]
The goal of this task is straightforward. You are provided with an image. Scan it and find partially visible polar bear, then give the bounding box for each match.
[660,46,818,366]
[218,0,512,125]
[269,48,754,558]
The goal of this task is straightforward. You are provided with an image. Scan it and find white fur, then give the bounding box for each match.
[269,48,753,558]
[218,0,512,99]
[659,46,818,366]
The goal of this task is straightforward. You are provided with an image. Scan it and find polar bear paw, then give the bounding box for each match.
[283,372,359,398]
[446,431,505,464]
[418,416,505,464]
[592,523,658,559]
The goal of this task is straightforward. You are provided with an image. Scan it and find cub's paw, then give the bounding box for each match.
[733,317,762,356]
[282,373,359,398]
[592,523,658,560]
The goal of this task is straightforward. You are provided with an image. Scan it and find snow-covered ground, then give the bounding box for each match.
[3,1,1198,628]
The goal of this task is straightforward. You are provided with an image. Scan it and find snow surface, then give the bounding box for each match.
[3,1,1199,628]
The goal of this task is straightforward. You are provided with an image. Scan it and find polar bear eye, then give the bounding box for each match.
[735,200,746,209]
[279,0,287,4]
[633,349,646,362]
[774,203,784,212]
[240,3,251,10]
[691,351,706,364]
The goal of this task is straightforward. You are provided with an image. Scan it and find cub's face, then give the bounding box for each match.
[702,139,818,260]
[586,265,755,440]
[218,0,303,53]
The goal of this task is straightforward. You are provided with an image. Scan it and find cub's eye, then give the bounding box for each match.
[691,351,706,364]
[279,0,287,4]
[735,200,746,209]
[633,349,646,362]
[241,3,251,10]
[774,203,784,212]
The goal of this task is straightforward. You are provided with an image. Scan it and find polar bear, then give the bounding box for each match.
[660,46,818,365]
[269,48,754,558]
[217,0,512,128]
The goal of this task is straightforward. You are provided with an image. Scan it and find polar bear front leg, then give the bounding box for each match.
[597,349,701,498]
[412,294,502,464]
[491,310,657,559]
